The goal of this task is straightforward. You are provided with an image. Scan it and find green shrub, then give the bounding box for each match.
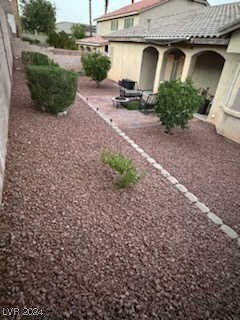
[22,51,58,67]
[81,53,111,87]
[47,31,78,50]
[26,65,78,114]
[123,100,140,110]
[22,36,41,45]
[155,79,204,133]
[101,151,140,188]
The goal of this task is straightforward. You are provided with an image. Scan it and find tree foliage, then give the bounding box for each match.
[47,31,78,50]
[21,0,56,35]
[71,24,86,39]
[155,80,204,133]
[81,53,111,87]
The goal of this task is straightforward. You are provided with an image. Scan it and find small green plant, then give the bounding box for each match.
[155,79,204,133]
[123,100,140,110]
[81,53,111,87]
[21,51,58,67]
[26,65,78,114]
[101,151,141,188]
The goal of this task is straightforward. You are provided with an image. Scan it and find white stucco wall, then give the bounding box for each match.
[209,51,240,143]
[227,30,240,54]
[0,5,13,202]
[109,41,146,82]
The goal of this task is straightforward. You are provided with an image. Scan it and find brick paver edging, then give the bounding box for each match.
[77,92,240,248]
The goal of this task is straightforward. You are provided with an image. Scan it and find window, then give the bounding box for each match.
[111,20,118,31]
[124,17,134,29]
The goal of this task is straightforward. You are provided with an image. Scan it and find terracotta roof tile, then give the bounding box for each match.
[96,0,163,21]
[76,36,108,46]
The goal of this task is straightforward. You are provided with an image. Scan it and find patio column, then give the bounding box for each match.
[153,52,164,93]
[181,54,195,82]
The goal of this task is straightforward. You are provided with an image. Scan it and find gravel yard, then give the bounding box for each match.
[0,69,240,319]
[124,121,240,234]
[78,76,240,235]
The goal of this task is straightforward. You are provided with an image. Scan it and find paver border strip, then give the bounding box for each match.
[77,92,240,247]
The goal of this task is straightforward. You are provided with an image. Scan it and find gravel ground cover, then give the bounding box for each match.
[124,121,240,234]
[0,69,240,319]
[78,76,240,235]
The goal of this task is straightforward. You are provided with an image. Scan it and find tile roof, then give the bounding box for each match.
[76,36,108,46]
[96,0,164,21]
[106,2,240,41]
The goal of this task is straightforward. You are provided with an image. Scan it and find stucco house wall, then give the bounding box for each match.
[97,14,139,36]
[0,3,13,202]
[108,41,227,90]
[209,33,240,143]
[109,41,146,82]
[97,0,207,36]
[108,40,240,143]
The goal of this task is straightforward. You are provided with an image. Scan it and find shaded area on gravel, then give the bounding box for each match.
[78,76,240,234]
[0,68,240,319]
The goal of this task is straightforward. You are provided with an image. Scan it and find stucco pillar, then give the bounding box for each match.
[181,54,195,82]
[153,52,164,93]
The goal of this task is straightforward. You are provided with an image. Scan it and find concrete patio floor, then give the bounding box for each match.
[78,76,159,129]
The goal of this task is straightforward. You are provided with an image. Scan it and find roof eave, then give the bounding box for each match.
[106,36,146,43]
[95,11,139,22]
[218,18,240,36]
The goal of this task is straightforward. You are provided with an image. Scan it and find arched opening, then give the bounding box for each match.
[191,51,225,97]
[191,51,225,115]
[161,49,185,81]
[140,47,159,91]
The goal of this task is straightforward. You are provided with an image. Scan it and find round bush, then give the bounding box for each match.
[22,51,58,67]
[81,53,111,87]
[155,80,204,133]
[26,65,78,114]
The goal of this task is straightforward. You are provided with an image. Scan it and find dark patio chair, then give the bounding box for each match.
[119,80,142,99]
[139,92,157,114]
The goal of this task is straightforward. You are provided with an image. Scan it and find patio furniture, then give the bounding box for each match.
[119,79,136,90]
[139,92,157,114]
[119,78,142,99]
[120,87,142,98]
[112,96,129,108]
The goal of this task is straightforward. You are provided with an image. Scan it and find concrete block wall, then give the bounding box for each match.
[0,5,13,202]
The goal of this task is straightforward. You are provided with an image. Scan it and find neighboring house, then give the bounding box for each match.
[76,36,108,54]
[0,0,16,33]
[95,0,208,36]
[83,0,208,56]
[106,2,240,143]
[56,21,96,37]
